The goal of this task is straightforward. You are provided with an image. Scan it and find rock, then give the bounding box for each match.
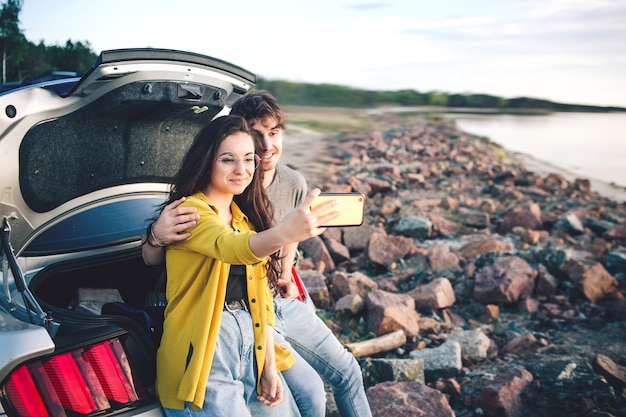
[562,259,618,303]
[334,294,364,315]
[463,210,491,229]
[587,218,617,235]
[605,250,626,273]
[367,233,413,267]
[360,358,425,389]
[299,235,336,272]
[500,201,543,233]
[409,341,462,380]
[553,212,585,235]
[429,215,463,237]
[426,243,461,271]
[407,277,456,310]
[526,358,616,413]
[299,269,331,307]
[504,331,539,354]
[380,198,401,215]
[366,381,455,417]
[364,177,393,195]
[447,329,492,362]
[534,264,559,297]
[606,221,626,240]
[474,256,538,304]
[290,113,626,417]
[523,228,549,245]
[324,236,351,264]
[364,290,420,337]
[601,299,626,321]
[440,196,460,210]
[342,224,382,252]
[330,270,378,301]
[460,238,512,258]
[394,215,433,239]
[592,354,626,393]
[477,368,533,417]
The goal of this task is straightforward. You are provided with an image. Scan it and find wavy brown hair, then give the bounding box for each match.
[230,90,286,129]
[164,115,281,288]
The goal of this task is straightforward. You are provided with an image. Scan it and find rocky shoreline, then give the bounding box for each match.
[286,110,626,417]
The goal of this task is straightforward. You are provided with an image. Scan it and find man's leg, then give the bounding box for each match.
[274,300,327,417]
[276,298,373,417]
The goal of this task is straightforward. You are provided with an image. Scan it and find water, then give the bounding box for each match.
[448,112,626,189]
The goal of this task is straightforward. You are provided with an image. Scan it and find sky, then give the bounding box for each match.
[18,0,626,107]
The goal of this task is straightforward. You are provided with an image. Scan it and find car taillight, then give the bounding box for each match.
[2,338,146,417]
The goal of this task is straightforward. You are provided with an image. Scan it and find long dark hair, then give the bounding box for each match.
[164,115,281,287]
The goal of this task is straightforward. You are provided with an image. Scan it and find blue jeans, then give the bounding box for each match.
[275,297,373,417]
[163,309,301,417]
[274,325,327,417]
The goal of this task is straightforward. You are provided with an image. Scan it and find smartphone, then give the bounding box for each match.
[311,192,365,227]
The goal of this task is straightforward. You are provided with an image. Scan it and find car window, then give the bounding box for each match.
[23,198,165,255]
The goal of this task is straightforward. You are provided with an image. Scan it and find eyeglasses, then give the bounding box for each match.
[215,153,261,170]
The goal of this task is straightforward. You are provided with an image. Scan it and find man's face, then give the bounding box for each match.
[251,117,283,172]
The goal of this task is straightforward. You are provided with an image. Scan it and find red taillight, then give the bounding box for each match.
[84,340,139,403]
[2,338,146,417]
[5,365,52,417]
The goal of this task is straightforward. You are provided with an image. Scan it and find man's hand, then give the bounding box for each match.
[142,197,199,265]
[152,196,199,245]
[277,278,300,299]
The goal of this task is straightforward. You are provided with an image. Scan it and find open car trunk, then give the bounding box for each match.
[0,49,255,416]
[28,248,165,394]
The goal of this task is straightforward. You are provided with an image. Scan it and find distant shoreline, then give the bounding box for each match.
[509,151,626,203]
[284,105,626,203]
[367,105,626,116]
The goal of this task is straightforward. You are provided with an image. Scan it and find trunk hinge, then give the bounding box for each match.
[1,216,58,335]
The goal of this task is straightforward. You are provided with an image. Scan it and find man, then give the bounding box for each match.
[143,91,372,417]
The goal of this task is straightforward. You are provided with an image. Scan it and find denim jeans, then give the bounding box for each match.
[163,308,301,417]
[275,297,373,417]
[274,325,327,417]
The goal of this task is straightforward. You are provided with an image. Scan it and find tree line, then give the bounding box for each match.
[256,78,626,113]
[1,0,622,112]
[0,0,96,83]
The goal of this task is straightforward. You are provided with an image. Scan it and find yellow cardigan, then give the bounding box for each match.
[156,192,295,410]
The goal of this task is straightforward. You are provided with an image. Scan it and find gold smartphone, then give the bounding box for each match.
[311,192,365,227]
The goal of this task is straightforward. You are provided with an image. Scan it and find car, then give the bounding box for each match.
[0,82,23,94]
[0,71,83,96]
[0,48,255,417]
[22,70,83,85]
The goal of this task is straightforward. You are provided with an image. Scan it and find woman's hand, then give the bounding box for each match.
[257,363,283,406]
[257,326,283,406]
[248,188,340,259]
[274,188,340,243]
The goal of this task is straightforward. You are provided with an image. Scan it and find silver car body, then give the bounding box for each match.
[0,48,254,417]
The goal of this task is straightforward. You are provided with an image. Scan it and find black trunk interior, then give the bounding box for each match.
[29,248,165,394]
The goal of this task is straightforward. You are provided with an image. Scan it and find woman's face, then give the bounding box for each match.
[209,132,259,198]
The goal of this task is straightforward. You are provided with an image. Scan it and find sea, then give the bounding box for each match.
[443,111,626,202]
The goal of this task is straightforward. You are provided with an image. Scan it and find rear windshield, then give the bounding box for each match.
[24,198,164,255]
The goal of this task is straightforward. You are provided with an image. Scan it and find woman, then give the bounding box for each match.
[155,115,336,416]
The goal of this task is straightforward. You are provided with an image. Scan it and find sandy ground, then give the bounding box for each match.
[282,106,626,203]
[281,125,327,188]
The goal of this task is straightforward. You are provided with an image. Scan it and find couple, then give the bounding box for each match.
[143,91,372,417]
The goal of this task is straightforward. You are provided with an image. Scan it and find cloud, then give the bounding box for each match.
[345,2,391,11]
